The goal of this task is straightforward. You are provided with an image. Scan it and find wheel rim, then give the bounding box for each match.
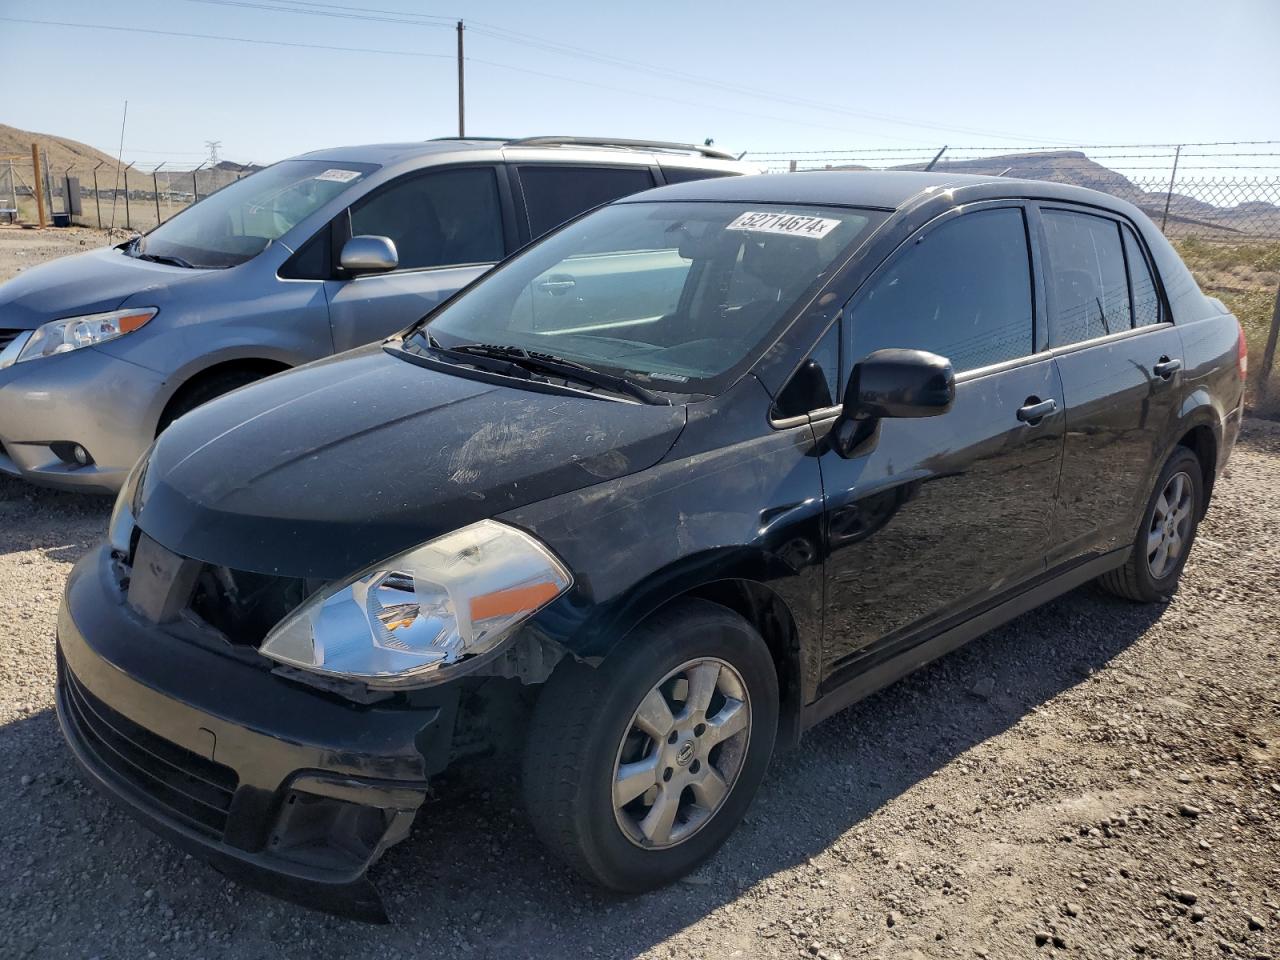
[1147,470,1194,579]
[611,657,751,850]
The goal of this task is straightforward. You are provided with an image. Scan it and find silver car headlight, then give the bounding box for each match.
[16,307,158,363]
[259,520,572,687]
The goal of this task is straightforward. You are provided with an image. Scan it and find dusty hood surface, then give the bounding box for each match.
[0,246,215,329]
[136,346,687,579]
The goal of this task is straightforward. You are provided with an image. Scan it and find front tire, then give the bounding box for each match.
[522,599,778,891]
[1099,446,1204,602]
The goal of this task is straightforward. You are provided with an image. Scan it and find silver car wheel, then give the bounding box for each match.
[1147,470,1194,579]
[611,657,751,850]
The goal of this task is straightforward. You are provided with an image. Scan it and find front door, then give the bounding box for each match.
[1037,206,1185,565]
[818,204,1066,685]
[324,166,509,352]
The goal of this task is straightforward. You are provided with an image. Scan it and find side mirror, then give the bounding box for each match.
[832,348,955,457]
[339,235,399,275]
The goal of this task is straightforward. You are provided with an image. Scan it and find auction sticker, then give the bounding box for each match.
[726,211,841,239]
[314,168,362,183]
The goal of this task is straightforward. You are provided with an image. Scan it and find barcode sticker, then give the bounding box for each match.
[726,211,841,239]
[314,169,362,183]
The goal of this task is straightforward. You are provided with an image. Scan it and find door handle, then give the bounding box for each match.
[537,276,576,295]
[1153,357,1182,380]
[1016,397,1058,424]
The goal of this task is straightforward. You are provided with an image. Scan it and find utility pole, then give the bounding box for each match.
[456,19,465,138]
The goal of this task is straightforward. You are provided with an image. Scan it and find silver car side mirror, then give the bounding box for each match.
[340,235,399,275]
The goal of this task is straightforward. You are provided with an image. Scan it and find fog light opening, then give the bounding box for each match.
[50,442,95,468]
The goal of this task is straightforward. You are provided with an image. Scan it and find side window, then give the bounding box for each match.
[1122,225,1162,327]
[1042,210,1131,344]
[847,207,1034,374]
[518,166,656,239]
[661,168,738,185]
[349,167,504,271]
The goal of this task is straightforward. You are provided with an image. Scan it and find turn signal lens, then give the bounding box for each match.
[1237,318,1248,381]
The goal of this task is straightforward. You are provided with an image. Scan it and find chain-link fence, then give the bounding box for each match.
[0,155,257,233]
[747,142,1280,415]
[2,140,1277,415]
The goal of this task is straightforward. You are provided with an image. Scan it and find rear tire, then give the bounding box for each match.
[1099,447,1204,602]
[157,369,273,434]
[522,598,778,892]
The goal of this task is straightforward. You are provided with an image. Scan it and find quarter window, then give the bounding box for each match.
[1122,225,1162,327]
[349,167,505,271]
[661,168,738,184]
[847,207,1034,374]
[518,166,656,239]
[1042,210,1132,344]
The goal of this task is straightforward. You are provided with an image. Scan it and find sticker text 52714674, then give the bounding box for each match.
[725,211,842,240]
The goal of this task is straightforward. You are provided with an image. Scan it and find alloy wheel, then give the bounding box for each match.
[611,658,752,849]
[1146,470,1194,579]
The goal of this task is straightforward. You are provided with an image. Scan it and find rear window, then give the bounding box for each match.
[518,166,656,239]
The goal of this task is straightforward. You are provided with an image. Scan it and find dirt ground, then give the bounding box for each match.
[0,230,1277,959]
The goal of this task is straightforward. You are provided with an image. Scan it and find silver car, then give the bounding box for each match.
[0,136,754,493]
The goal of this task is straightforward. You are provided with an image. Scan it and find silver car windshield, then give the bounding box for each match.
[421,200,880,395]
[130,159,377,269]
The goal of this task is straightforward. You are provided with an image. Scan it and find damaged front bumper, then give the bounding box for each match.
[55,545,461,922]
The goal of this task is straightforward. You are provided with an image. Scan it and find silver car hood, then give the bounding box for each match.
[0,246,215,330]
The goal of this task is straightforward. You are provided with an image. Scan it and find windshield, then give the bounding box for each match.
[419,200,881,395]
[132,159,378,268]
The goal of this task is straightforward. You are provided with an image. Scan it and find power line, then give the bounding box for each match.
[0,15,910,140]
[0,15,453,59]
[168,0,1079,144]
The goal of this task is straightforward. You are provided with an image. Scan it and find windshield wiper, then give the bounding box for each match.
[443,342,667,405]
[134,252,198,269]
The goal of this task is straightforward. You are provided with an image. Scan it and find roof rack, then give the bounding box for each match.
[504,136,737,161]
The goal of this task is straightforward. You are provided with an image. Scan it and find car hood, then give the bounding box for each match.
[0,246,215,330]
[136,345,687,579]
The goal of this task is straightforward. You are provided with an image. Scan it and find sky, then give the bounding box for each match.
[2,0,1278,171]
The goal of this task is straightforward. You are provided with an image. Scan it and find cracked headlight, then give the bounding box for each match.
[259,520,572,687]
[17,307,158,362]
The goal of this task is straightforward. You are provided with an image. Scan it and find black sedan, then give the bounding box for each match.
[55,170,1246,920]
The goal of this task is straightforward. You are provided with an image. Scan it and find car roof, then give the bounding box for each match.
[290,137,743,167]
[621,169,1127,213]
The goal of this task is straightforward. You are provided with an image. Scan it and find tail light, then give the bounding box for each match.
[1236,318,1248,381]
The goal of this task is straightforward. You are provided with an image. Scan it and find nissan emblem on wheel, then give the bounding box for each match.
[54,170,1246,921]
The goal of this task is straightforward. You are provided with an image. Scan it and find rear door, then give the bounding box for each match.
[1036,204,1183,566]
[818,203,1066,684]
[324,165,514,351]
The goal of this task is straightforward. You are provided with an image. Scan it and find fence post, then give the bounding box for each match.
[92,161,105,229]
[1258,282,1280,412]
[7,160,17,221]
[123,163,134,230]
[789,159,797,173]
[30,143,46,228]
[152,162,164,224]
[1160,144,1182,233]
[191,161,206,203]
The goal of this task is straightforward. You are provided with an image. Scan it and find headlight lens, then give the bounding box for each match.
[259,520,572,687]
[17,307,158,363]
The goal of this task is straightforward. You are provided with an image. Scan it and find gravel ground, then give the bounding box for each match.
[0,229,1277,959]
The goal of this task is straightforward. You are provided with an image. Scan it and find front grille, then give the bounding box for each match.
[0,329,22,351]
[189,564,310,646]
[61,665,239,838]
